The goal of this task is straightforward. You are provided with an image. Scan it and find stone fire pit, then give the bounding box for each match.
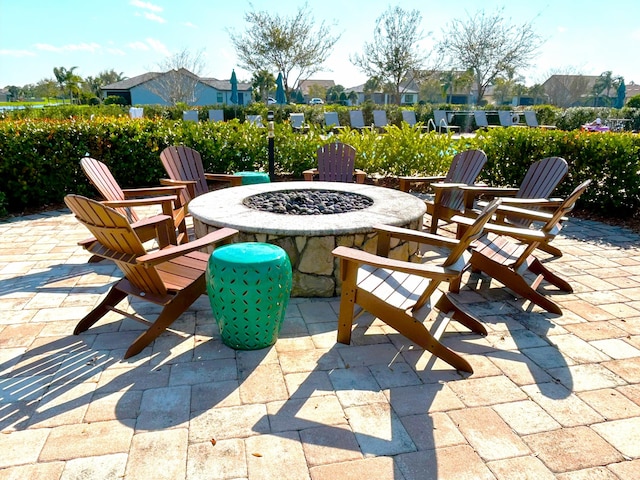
[189,181,426,297]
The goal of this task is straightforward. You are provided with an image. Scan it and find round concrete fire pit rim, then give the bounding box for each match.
[188,181,427,236]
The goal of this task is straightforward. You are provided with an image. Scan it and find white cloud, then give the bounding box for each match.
[557,26,567,33]
[128,41,150,51]
[130,0,162,12]
[145,38,171,56]
[144,12,166,23]
[0,49,36,57]
[34,42,101,53]
[183,22,198,29]
[107,48,126,56]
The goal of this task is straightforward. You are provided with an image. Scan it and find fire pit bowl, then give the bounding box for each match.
[189,181,426,297]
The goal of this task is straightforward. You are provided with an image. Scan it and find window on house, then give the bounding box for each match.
[217,92,223,103]
[404,94,414,104]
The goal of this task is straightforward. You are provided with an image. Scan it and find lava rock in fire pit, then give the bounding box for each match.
[243,189,373,215]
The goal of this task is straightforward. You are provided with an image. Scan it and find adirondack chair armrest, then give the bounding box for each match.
[102,196,178,213]
[374,224,459,257]
[204,173,244,187]
[137,227,239,266]
[332,246,458,281]
[461,185,519,209]
[493,204,556,222]
[160,178,197,200]
[121,185,187,198]
[453,216,547,242]
[398,175,447,192]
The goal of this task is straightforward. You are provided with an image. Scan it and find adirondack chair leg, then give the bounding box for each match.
[471,253,563,315]
[528,258,573,292]
[436,293,487,336]
[124,280,205,359]
[74,285,128,334]
[337,259,358,345]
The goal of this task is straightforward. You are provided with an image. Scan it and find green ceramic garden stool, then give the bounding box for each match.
[234,171,271,185]
[206,242,292,350]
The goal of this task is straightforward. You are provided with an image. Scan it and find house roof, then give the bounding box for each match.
[102,69,251,92]
[298,79,335,95]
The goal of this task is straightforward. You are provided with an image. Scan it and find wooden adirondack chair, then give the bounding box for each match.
[303,142,366,183]
[398,149,488,234]
[159,146,243,206]
[65,194,238,359]
[460,156,568,256]
[332,199,502,373]
[455,180,591,315]
[80,156,189,245]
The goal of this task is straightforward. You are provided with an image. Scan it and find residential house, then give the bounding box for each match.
[101,68,252,106]
[0,88,9,102]
[298,79,335,103]
[345,83,420,106]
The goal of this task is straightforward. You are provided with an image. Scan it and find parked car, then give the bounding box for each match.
[267,97,276,104]
[309,98,324,105]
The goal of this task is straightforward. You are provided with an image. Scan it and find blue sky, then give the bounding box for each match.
[1,0,639,89]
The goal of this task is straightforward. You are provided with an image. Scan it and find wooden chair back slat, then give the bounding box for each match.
[81,157,138,222]
[516,157,568,200]
[316,142,357,183]
[440,149,488,212]
[65,195,167,296]
[160,146,208,201]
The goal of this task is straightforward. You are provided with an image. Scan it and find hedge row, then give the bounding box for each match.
[0,117,639,219]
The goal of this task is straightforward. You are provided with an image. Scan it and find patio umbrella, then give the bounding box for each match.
[615,81,626,109]
[230,69,238,105]
[275,72,287,105]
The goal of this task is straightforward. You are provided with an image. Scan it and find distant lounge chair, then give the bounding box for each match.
[349,110,371,131]
[433,110,460,133]
[498,111,525,127]
[524,110,557,129]
[473,111,500,130]
[372,110,389,132]
[208,109,224,122]
[247,115,264,127]
[289,112,309,133]
[183,110,199,122]
[324,111,346,133]
[401,110,429,131]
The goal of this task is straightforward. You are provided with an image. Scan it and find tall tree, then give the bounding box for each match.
[53,66,82,104]
[147,49,206,105]
[439,8,540,105]
[351,6,432,105]
[593,71,624,107]
[229,3,340,94]
[251,69,276,103]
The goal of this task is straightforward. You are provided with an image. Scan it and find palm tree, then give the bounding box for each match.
[53,66,82,104]
[251,69,275,103]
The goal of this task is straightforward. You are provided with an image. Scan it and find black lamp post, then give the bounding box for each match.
[267,110,275,181]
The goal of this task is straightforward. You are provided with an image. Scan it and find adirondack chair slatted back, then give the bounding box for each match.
[506,156,568,228]
[514,180,591,266]
[516,157,567,200]
[65,195,167,296]
[414,198,501,310]
[316,142,357,183]
[441,149,488,213]
[160,146,208,202]
[80,157,138,223]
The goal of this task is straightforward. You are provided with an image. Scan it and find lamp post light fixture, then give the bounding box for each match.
[267,110,275,181]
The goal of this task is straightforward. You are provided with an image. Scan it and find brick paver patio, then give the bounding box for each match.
[1,205,639,479]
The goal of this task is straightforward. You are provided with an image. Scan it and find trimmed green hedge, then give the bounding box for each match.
[0,117,639,218]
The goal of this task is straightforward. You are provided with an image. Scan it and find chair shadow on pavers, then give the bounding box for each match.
[250,298,573,478]
[0,313,272,433]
